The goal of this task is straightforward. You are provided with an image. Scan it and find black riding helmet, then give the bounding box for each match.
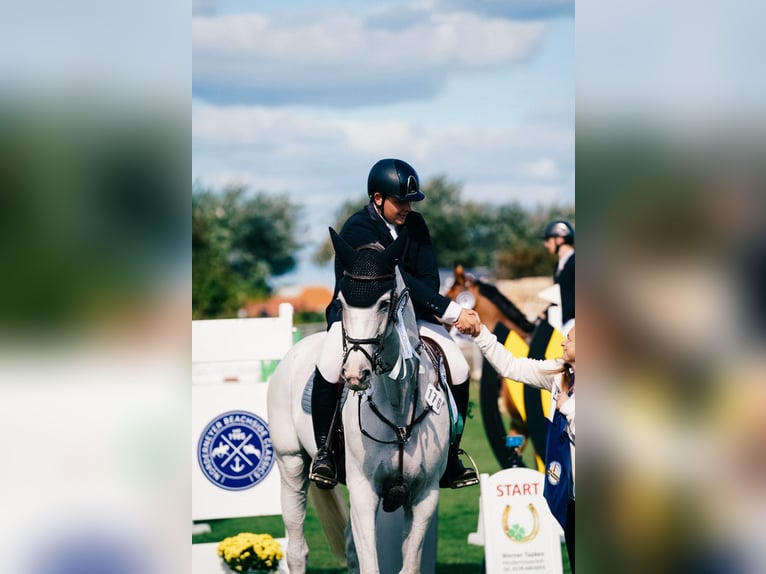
[542,220,575,244]
[367,158,425,202]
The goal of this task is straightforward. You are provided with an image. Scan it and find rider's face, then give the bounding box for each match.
[544,236,559,255]
[374,193,412,226]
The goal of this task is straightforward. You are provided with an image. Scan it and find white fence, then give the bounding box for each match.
[192,304,295,522]
[192,304,437,574]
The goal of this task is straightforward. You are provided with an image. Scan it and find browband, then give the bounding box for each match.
[343,270,395,281]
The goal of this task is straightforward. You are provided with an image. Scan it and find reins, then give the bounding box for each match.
[356,379,432,484]
[356,377,433,446]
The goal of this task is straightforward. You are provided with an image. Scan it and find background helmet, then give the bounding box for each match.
[367,158,425,202]
[543,220,575,243]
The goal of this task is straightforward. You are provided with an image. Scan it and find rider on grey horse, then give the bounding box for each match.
[309,158,481,490]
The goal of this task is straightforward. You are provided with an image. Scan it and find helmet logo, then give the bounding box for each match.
[406,175,418,196]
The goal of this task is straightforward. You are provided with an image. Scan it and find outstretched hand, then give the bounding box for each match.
[454,308,482,337]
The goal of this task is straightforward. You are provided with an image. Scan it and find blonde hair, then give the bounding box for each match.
[547,323,575,388]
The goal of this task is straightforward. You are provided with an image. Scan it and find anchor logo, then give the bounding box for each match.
[197,410,274,491]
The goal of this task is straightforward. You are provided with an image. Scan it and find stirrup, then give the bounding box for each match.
[446,448,480,489]
[309,450,337,489]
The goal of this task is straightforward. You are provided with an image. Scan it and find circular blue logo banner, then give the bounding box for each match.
[197,410,275,491]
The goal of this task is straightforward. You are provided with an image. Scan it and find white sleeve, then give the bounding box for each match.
[438,300,463,325]
[473,325,561,392]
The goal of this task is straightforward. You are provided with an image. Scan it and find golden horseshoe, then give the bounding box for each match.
[502,503,540,542]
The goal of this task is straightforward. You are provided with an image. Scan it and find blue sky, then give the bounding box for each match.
[192,0,575,287]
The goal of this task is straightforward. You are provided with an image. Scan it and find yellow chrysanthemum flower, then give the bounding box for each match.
[216,532,283,572]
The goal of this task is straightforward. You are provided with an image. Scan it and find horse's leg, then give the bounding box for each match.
[347,477,381,574]
[276,452,310,573]
[399,488,439,574]
[344,519,359,574]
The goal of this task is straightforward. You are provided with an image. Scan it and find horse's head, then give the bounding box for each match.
[445,263,480,312]
[330,227,411,392]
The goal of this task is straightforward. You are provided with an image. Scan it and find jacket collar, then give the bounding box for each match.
[366,201,398,239]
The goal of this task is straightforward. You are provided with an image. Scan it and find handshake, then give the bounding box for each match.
[454,308,482,337]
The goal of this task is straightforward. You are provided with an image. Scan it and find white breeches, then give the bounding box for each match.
[316,320,470,385]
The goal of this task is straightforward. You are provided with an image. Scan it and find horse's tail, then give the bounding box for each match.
[308,483,348,562]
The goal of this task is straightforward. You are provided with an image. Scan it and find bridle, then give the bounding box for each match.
[336,242,440,508]
[339,269,402,376]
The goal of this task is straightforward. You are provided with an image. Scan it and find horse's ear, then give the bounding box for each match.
[329,227,358,270]
[382,227,408,270]
[454,263,465,285]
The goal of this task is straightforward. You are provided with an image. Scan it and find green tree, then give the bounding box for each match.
[417,176,488,268]
[313,176,493,268]
[312,175,574,279]
[493,204,576,278]
[192,184,300,319]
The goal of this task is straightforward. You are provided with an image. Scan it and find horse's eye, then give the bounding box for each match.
[378,300,391,313]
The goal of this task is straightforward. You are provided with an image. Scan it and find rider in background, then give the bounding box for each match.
[543,220,575,333]
[309,158,481,490]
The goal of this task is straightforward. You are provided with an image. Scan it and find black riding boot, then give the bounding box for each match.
[309,368,339,489]
[440,380,479,489]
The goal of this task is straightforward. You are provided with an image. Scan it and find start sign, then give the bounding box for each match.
[479,467,564,574]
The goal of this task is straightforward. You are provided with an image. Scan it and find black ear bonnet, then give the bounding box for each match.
[329,227,408,308]
[339,247,396,307]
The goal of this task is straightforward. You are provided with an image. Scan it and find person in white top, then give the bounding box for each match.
[461,320,576,571]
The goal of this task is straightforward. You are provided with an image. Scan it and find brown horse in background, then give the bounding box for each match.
[445,265,540,467]
[445,264,536,341]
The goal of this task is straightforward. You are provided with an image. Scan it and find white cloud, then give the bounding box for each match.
[192,3,574,284]
[192,101,345,146]
[438,0,574,20]
[524,158,559,179]
[468,182,571,205]
[192,100,574,210]
[192,10,545,106]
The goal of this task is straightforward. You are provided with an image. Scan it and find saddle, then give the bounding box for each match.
[421,336,463,443]
[421,336,453,386]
